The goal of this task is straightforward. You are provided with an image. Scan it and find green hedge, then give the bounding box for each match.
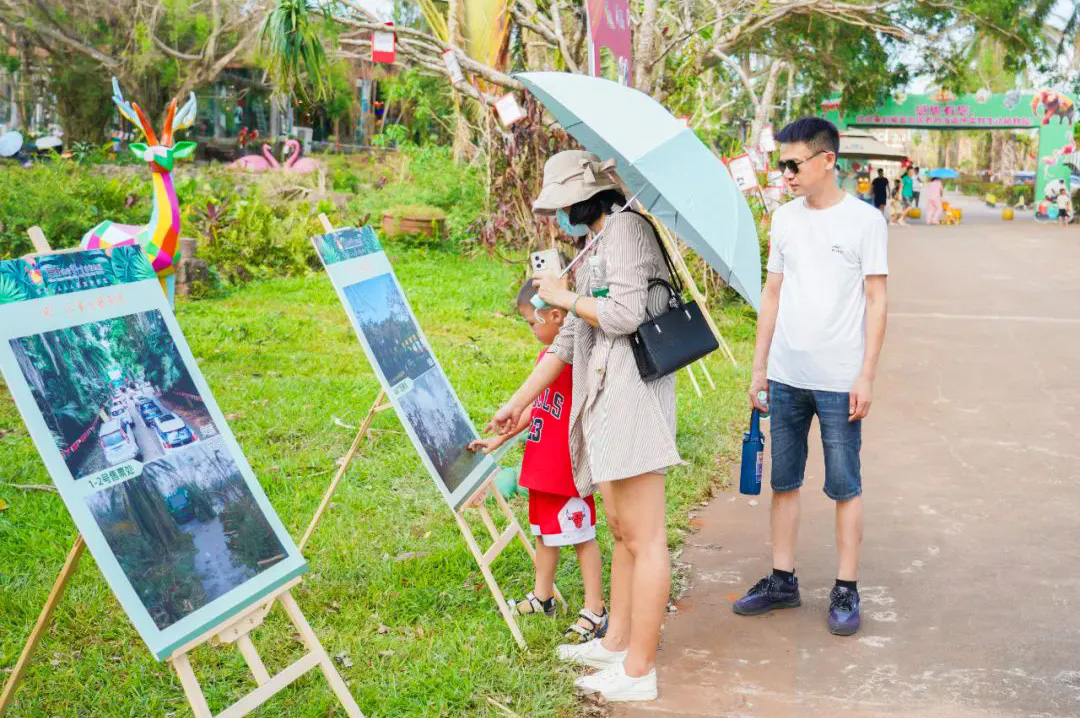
[956,179,1034,206]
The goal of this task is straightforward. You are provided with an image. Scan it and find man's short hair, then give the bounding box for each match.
[877,169,884,175]
[774,117,840,155]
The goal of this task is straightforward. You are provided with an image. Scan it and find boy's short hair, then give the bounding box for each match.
[775,117,840,155]
[516,279,538,306]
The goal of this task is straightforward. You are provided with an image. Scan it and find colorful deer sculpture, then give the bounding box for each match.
[81,79,197,291]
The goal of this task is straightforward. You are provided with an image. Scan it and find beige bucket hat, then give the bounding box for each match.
[532,150,619,214]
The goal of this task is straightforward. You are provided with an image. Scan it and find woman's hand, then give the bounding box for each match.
[487,401,527,436]
[532,274,574,310]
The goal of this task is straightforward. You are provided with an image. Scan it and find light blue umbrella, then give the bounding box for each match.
[515,72,762,309]
[927,167,958,179]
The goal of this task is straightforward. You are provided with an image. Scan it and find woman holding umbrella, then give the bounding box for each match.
[487,150,679,702]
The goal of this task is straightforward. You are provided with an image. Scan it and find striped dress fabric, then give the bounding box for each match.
[549,211,681,497]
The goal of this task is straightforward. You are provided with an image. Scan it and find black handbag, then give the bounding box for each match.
[629,215,719,382]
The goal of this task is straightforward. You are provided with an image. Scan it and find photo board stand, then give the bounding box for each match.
[303,214,564,650]
[0,229,363,718]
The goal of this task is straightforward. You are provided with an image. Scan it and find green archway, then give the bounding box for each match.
[822,89,1076,206]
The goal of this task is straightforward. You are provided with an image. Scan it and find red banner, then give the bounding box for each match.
[587,0,632,85]
[62,410,104,458]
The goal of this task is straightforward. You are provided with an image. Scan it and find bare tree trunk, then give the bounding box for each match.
[634,0,659,88]
[447,0,471,162]
[749,59,785,150]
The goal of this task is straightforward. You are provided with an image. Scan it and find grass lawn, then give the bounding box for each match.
[0,245,756,717]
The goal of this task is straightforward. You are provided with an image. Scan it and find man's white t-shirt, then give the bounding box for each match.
[767,193,888,393]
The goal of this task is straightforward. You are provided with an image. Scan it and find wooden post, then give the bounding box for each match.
[0,536,85,716]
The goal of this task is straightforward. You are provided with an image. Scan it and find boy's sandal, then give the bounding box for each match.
[510,592,556,617]
[563,608,608,643]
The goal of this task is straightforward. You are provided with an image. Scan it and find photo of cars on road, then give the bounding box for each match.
[9,309,220,480]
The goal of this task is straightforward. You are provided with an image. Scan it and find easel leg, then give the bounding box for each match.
[236,634,271,686]
[0,535,85,717]
[684,362,703,397]
[697,358,717,389]
[170,653,214,718]
[454,510,527,649]
[279,591,365,718]
[299,389,389,552]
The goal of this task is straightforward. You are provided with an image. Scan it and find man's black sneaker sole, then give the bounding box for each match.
[828,622,859,636]
[732,597,802,616]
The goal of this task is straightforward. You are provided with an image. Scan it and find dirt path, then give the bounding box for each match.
[613,219,1080,717]
[180,515,253,603]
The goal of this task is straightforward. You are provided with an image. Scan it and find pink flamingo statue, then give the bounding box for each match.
[282,138,321,174]
[227,143,279,171]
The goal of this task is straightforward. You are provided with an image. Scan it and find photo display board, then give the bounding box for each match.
[313,227,494,509]
[0,246,306,660]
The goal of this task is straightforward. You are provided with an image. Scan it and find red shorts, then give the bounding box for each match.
[529,490,596,547]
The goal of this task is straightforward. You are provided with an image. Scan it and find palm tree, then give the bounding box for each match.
[258,0,333,101]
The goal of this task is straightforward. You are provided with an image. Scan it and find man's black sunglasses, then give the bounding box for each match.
[777,150,829,175]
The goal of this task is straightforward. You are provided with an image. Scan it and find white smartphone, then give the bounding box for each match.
[529,249,563,277]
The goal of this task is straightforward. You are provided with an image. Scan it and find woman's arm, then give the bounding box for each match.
[533,213,653,335]
[488,352,566,435]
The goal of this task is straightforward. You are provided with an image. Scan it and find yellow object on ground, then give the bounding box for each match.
[907,207,922,219]
[1002,209,1014,220]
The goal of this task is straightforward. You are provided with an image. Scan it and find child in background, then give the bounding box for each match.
[470,280,608,643]
[1058,189,1071,228]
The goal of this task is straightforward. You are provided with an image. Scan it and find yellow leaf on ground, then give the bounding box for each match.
[0,498,8,511]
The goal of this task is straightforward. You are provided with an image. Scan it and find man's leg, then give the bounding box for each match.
[836,495,863,581]
[734,381,813,616]
[815,389,864,635]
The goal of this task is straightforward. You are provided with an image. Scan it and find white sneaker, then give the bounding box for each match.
[574,662,658,702]
[556,637,627,669]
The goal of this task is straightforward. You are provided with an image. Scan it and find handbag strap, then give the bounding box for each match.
[627,209,684,295]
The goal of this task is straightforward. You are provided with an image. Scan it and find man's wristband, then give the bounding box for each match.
[570,294,582,318]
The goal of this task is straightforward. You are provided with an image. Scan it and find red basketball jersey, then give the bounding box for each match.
[519,349,577,497]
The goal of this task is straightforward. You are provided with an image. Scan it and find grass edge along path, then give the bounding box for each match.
[0,246,756,718]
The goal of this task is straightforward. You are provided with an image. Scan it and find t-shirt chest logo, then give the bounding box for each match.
[831,244,844,254]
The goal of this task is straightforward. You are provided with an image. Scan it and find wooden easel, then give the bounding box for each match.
[302,215,563,648]
[1,229,364,718]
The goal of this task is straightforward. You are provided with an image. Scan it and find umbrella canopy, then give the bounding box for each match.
[35,136,62,150]
[515,72,761,310]
[0,131,23,157]
[838,130,907,161]
[927,167,958,179]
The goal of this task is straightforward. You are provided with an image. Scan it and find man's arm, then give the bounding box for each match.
[849,275,887,421]
[749,271,784,411]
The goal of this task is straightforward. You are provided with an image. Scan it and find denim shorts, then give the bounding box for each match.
[768,380,862,501]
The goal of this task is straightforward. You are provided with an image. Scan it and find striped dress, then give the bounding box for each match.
[549,211,682,497]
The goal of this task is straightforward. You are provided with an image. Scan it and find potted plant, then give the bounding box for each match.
[381,205,448,239]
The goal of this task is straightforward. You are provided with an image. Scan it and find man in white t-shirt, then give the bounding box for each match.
[733,117,888,637]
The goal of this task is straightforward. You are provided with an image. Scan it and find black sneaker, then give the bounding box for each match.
[732,573,801,616]
[827,585,861,636]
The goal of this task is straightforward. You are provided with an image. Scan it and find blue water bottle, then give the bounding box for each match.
[739,392,768,495]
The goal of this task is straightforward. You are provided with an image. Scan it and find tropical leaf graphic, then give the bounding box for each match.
[0,275,25,305]
[110,246,156,283]
[0,260,45,302]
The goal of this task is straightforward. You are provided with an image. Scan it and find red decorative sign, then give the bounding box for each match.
[586,0,632,85]
[372,22,396,64]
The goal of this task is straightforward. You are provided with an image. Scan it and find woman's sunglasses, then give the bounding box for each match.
[777,150,828,175]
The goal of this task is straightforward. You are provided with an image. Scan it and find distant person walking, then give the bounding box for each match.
[924,177,944,225]
[871,169,890,216]
[1058,189,1072,227]
[901,168,914,208]
[735,116,888,637]
[911,167,922,207]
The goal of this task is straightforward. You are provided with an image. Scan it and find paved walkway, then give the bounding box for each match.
[614,211,1080,717]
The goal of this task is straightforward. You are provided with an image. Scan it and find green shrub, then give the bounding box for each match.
[0,161,145,254]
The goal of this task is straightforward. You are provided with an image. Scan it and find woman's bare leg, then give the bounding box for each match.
[611,471,668,677]
[599,481,631,652]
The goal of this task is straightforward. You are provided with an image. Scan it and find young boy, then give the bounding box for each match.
[470,280,607,642]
